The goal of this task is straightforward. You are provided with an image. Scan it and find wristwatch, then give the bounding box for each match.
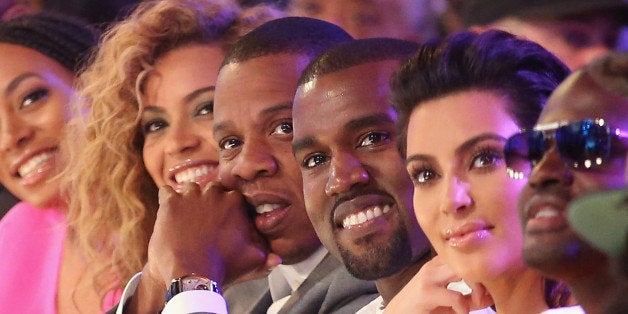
[165,274,222,304]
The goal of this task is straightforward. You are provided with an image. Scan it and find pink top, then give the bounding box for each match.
[0,202,121,313]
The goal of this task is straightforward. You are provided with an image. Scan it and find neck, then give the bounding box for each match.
[484,267,548,314]
[542,248,614,314]
[565,267,616,314]
[377,248,432,304]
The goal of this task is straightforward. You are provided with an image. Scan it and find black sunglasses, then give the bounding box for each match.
[504,119,628,179]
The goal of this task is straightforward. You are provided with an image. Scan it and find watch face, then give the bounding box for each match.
[181,277,211,291]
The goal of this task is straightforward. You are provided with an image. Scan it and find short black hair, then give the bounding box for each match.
[392,30,570,156]
[298,37,419,86]
[221,16,353,67]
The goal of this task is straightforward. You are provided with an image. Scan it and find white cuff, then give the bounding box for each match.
[162,289,227,314]
[116,272,142,314]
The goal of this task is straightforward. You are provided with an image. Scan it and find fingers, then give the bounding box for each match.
[386,256,487,313]
[264,253,282,270]
[468,282,494,310]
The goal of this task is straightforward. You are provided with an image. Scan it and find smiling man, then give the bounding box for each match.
[506,52,628,314]
[292,38,432,312]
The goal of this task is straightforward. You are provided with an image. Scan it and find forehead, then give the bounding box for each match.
[214,54,308,124]
[406,90,517,151]
[539,71,628,129]
[144,45,223,104]
[294,61,399,125]
[0,43,69,77]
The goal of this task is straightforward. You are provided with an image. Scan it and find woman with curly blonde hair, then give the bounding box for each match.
[62,0,282,309]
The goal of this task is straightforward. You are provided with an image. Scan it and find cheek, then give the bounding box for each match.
[575,165,627,193]
[142,144,161,185]
[413,189,441,245]
[485,175,526,243]
[217,160,235,187]
[282,155,305,188]
[303,179,323,219]
[46,100,70,135]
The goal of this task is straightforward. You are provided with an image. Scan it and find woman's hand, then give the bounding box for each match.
[384,255,493,313]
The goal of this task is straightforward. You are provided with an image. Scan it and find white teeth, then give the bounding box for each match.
[374,206,382,217]
[358,212,367,224]
[255,204,282,214]
[535,209,560,218]
[174,165,211,183]
[18,152,54,178]
[342,205,391,229]
[366,209,374,220]
[383,204,391,214]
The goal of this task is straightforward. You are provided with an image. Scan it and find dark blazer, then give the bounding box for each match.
[225,252,379,314]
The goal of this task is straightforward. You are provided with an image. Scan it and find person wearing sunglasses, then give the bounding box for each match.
[507,51,628,314]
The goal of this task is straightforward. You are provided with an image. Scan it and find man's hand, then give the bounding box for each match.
[127,182,281,313]
[148,182,279,285]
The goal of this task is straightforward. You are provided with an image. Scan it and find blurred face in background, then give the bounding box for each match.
[287,0,437,42]
[481,14,618,70]
[0,43,74,208]
[518,71,628,277]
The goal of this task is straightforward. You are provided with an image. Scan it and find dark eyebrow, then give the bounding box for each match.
[213,101,293,135]
[293,112,393,155]
[454,133,507,156]
[292,136,315,155]
[140,106,164,114]
[183,86,215,104]
[405,133,507,166]
[5,72,40,97]
[260,102,293,117]
[344,113,394,133]
[405,154,434,167]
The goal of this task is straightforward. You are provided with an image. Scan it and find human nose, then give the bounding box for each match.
[0,113,32,152]
[527,144,573,189]
[440,175,473,214]
[325,151,369,196]
[164,121,201,156]
[229,140,278,182]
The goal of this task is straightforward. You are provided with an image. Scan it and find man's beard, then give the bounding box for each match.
[338,222,412,281]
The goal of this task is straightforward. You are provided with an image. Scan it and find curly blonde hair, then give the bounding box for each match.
[62,0,283,294]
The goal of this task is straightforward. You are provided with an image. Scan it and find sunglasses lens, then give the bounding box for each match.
[505,132,540,179]
[556,120,611,168]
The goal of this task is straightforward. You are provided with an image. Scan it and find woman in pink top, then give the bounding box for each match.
[0,13,122,313]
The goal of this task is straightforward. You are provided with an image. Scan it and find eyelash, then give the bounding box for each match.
[468,145,505,172]
[302,153,329,169]
[21,88,49,109]
[196,100,213,116]
[142,119,167,134]
[272,120,293,136]
[142,100,214,135]
[408,163,439,186]
[359,131,391,148]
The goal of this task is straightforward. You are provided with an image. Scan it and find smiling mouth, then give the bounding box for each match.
[341,204,391,229]
[173,165,214,184]
[532,208,562,219]
[18,151,54,178]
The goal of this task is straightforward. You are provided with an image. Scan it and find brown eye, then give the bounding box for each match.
[21,88,49,108]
